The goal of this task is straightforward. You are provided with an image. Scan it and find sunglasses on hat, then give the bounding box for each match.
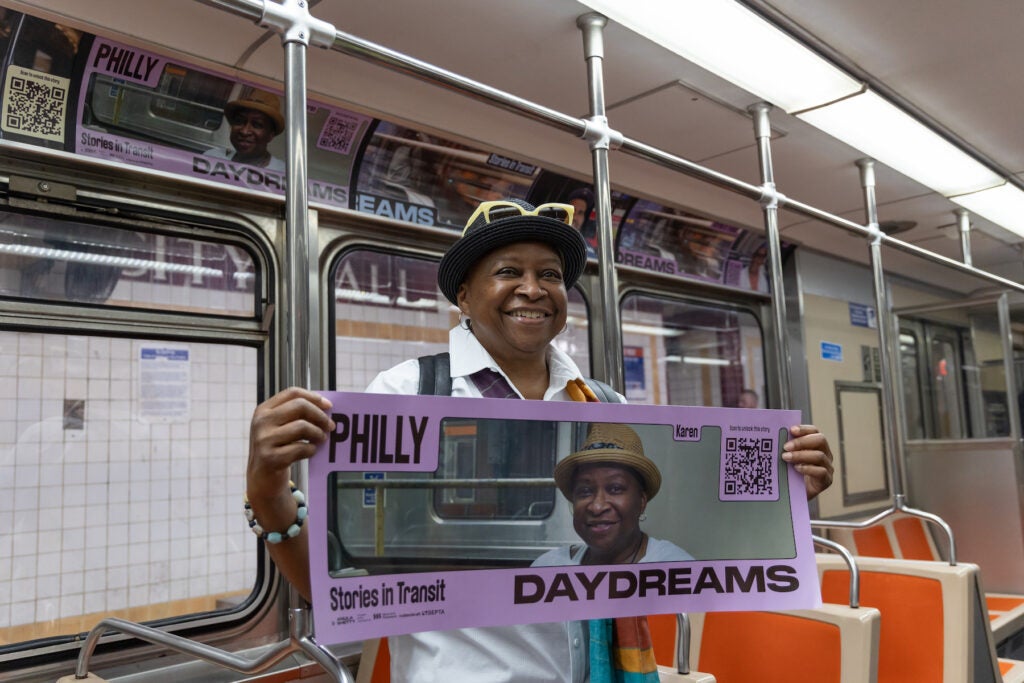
[463,200,575,234]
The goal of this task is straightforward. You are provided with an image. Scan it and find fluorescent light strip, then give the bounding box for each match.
[579,0,860,113]
[622,322,682,337]
[951,184,1024,238]
[797,91,1002,197]
[0,242,223,277]
[582,1,1020,236]
[682,356,730,366]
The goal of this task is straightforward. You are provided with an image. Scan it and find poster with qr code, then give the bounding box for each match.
[307,393,820,644]
[3,66,70,142]
[71,37,371,208]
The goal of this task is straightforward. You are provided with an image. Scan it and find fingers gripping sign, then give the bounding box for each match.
[782,424,835,501]
[245,387,335,602]
[247,387,336,501]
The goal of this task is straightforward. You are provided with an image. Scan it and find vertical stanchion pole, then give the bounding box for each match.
[955,208,973,267]
[263,1,349,679]
[748,103,791,408]
[577,13,624,391]
[998,293,1020,441]
[282,38,317,606]
[857,159,907,501]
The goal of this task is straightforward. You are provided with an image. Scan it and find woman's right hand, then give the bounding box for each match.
[246,387,335,507]
[245,388,334,602]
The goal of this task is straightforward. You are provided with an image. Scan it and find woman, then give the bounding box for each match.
[535,423,692,567]
[246,198,835,682]
[204,88,285,170]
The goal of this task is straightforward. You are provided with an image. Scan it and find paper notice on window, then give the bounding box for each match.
[138,346,190,422]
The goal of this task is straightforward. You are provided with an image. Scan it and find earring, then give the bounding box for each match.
[639,513,647,522]
[459,313,472,331]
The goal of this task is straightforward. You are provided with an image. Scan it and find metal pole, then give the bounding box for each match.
[577,13,625,391]
[955,208,973,266]
[269,0,1024,296]
[749,103,791,407]
[998,293,1020,441]
[857,159,906,500]
[273,5,349,681]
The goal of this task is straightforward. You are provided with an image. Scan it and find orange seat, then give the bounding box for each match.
[817,554,1024,683]
[355,638,391,683]
[828,514,1024,646]
[653,606,879,683]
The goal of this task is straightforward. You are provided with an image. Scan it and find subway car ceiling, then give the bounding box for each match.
[12,0,1024,297]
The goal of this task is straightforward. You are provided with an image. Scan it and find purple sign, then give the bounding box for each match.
[75,37,370,208]
[308,393,819,644]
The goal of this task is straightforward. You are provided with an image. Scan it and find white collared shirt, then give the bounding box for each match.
[365,325,591,401]
[365,325,596,682]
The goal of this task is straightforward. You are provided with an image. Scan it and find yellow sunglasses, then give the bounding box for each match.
[464,200,575,234]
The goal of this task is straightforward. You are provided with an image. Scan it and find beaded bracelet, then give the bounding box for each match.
[244,481,307,544]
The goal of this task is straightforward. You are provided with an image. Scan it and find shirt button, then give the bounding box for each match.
[573,638,580,648]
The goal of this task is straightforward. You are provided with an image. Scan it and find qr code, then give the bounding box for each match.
[316,111,364,155]
[721,436,776,499]
[3,67,69,142]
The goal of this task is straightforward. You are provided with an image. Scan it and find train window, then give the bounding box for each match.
[0,330,258,646]
[0,211,257,315]
[899,331,927,440]
[433,418,558,520]
[620,293,765,407]
[85,66,233,151]
[928,331,967,438]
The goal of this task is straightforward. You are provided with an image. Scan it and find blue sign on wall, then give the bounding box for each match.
[820,341,843,362]
[849,302,877,329]
[363,472,384,507]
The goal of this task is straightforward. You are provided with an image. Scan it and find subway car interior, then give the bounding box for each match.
[3,0,1024,681]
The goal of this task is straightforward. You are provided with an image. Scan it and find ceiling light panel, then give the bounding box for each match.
[579,0,861,112]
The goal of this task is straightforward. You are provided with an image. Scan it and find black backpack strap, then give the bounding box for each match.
[417,352,452,396]
[584,377,623,403]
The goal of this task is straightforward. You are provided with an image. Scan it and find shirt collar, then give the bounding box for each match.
[448,325,584,399]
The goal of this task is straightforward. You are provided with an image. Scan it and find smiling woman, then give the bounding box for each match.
[539,422,694,567]
[246,198,834,682]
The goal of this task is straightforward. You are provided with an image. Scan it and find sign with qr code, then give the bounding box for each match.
[722,435,779,501]
[308,393,818,644]
[70,37,371,209]
[2,66,70,142]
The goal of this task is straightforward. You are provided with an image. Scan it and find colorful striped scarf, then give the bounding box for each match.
[469,372,660,681]
[567,378,660,682]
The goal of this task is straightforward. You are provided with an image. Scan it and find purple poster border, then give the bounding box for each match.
[74,37,368,207]
[307,392,819,643]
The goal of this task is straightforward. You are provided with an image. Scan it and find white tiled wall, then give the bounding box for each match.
[0,331,257,628]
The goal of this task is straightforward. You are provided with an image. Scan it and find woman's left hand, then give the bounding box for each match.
[783,425,835,500]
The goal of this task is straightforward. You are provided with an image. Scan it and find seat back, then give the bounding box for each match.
[355,638,391,683]
[817,554,1000,683]
[827,514,942,561]
[651,607,879,683]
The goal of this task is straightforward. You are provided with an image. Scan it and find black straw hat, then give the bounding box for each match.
[438,199,588,305]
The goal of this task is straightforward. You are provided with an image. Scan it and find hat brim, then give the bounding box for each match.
[553,449,662,501]
[225,101,285,136]
[438,215,588,305]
